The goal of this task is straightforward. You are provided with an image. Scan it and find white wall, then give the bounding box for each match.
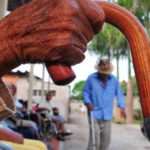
[15,78,70,120]
[16,77,29,100]
[32,80,70,120]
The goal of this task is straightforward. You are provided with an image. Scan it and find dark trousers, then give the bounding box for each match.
[23,114,40,126]
[10,127,38,140]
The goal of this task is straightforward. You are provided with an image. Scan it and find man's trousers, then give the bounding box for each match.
[87,114,111,150]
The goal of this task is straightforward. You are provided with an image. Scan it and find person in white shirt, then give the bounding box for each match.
[38,91,73,141]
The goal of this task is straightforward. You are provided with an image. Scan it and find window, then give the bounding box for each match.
[38,90,41,96]
[33,90,56,97]
[33,90,37,96]
[44,90,56,96]
[44,90,47,95]
[50,90,56,96]
[33,90,41,96]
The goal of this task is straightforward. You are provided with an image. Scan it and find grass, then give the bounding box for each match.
[112,119,142,125]
[111,119,126,124]
[133,120,141,125]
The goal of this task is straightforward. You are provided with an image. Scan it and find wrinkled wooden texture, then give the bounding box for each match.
[0,0,105,78]
[49,1,150,118]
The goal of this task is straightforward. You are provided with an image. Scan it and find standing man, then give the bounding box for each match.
[82,59,126,150]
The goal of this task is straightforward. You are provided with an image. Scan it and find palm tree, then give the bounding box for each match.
[88,23,112,61]
[88,0,148,124]
[88,23,127,81]
[126,46,134,124]
[114,0,147,124]
[110,28,127,80]
[139,0,150,36]
[113,0,138,124]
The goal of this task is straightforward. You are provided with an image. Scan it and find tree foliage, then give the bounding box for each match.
[70,93,83,100]
[132,76,139,96]
[70,80,85,100]
[88,24,112,60]
[72,81,85,94]
[120,80,127,94]
[88,0,149,80]
[120,77,139,96]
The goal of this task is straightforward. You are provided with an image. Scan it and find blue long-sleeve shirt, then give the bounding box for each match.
[82,72,125,120]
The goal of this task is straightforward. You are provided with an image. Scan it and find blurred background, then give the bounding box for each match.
[1,0,150,149]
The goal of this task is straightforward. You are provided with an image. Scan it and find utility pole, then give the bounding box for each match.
[28,64,34,110]
[0,0,8,19]
[48,77,50,91]
[41,64,45,99]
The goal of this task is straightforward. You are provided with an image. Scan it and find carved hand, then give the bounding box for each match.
[0,0,105,77]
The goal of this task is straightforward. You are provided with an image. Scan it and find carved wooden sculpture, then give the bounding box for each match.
[0,0,105,121]
[47,1,150,139]
[46,62,76,85]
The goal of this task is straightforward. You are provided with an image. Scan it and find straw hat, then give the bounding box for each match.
[95,59,114,74]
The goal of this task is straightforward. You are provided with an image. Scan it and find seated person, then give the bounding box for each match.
[9,84,41,127]
[7,84,43,140]
[37,91,73,140]
[0,128,47,150]
[0,120,38,140]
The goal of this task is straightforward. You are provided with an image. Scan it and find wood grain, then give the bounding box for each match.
[46,62,76,86]
[95,1,150,118]
[46,1,150,118]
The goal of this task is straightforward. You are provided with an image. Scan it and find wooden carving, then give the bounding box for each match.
[46,62,76,85]
[0,0,105,121]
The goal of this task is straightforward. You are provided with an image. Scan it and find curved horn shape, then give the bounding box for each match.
[95,1,150,119]
[46,1,150,119]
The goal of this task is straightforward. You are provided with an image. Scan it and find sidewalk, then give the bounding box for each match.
[51,138,59,150]
[58,112,150,150]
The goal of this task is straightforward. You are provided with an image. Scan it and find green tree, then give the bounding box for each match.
[88,0,144,124]
[70,80,85,100]
[132,76,139,96]
[88,23,112,60]
[113,0,138,124]
[120,81,127,94]
[111,0,146,124]
[138,0,150,36]
[120,77,139,96]
[88,24,127,80]
[88,0,148,124]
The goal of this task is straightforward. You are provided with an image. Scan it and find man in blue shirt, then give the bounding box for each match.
[82,59,126,150]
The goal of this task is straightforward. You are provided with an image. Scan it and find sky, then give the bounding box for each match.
[12,51,135,90]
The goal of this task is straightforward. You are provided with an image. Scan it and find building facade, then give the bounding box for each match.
[3,71,70,120]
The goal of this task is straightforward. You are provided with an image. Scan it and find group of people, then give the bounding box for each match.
[0,0,128,149]
[0,58,126,150]
[0,84,72,150]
